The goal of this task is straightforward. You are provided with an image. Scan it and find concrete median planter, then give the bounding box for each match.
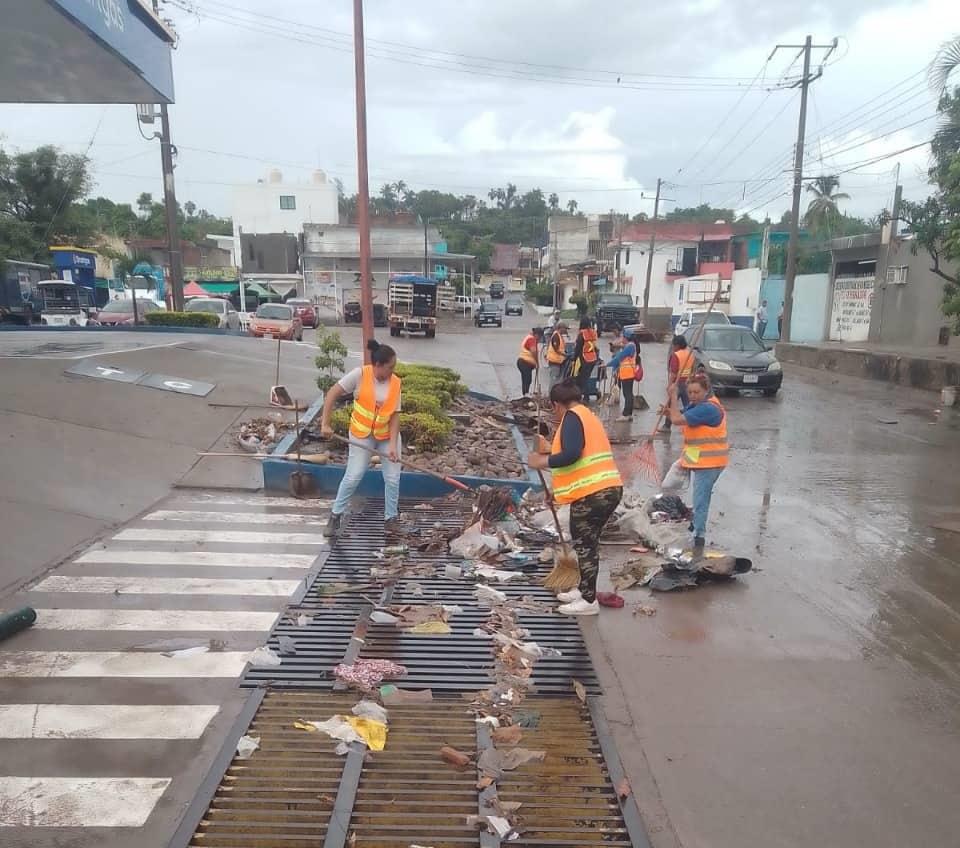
[261,391,541,498]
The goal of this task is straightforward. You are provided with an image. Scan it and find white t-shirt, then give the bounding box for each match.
[337,367,402,411]
[756,305,768,321]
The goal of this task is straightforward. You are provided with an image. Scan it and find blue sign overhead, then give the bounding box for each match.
[1,0,175,103]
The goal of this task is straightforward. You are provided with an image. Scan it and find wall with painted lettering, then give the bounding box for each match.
[829,276,874,342]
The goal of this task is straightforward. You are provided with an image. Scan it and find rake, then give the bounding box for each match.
[630,281,725,485]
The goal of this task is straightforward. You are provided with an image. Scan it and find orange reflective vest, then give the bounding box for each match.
[519,334,539,367]
[349,365,401,441]
[681,397,729,470]
[579,328,599,364]
[547,331,566,365]
[618,344,637,381]
[551,404,623,504]
[674,348,697,379]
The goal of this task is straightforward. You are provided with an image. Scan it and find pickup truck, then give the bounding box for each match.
[389,274,438,338]
[595,293,640,332]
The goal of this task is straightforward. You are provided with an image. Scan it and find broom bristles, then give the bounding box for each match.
[543,545,580,592]
[630,438,662,485]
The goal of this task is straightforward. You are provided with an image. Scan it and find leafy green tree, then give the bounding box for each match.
[315,328,348,392]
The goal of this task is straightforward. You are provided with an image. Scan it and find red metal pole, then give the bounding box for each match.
[353,0,374,363]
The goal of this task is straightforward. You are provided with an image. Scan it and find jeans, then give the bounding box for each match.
[331,435,401,520]
[548,363,564,389]
[757,320,767,339]
[662,459,724,538]
[575,360,595,401]
[620,378,634,417]
[517,358,535,395]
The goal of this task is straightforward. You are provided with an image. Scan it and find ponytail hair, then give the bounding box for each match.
[549,378,582,405]
[367,338,397,366]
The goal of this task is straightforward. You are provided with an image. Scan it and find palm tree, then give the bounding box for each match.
[804,175,849,234]
[184,200,197,219]
[548,193,560,211]
[566,199,579,215]
[136,192,153,217]
[929,36,960,93]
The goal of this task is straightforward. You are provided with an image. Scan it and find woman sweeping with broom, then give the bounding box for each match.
[527,379,623,616]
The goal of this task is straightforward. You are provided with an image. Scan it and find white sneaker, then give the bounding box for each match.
[556,588,582,604]
[557,598,600,616]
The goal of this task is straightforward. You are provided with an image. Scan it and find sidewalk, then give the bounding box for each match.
[776,339,960,391]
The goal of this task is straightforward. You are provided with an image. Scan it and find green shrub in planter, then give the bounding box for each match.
[401,391,444,417]
[144,311,220,328]
[400,412,454,452]
[330,407,352,437]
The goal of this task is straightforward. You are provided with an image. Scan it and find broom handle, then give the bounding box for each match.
[535,469,568,547]
[329,433,472,493]
[645,280,725,442]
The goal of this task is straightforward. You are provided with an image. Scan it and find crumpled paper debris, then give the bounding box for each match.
[478,746,546,779]
[352,700,388,724]
[236,734,260,760]
[370,610,400,625]
[450,521,500,558]
[334,659,406,689]
[380,685,433,704]
[296,715,388,751]
[474,585,507,607]
[248,646,281,667]
[476,565,524,583]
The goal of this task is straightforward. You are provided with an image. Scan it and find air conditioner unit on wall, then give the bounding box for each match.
[886,266,908,285]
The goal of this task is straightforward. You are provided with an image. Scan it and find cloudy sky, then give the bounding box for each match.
[3,0,958,222]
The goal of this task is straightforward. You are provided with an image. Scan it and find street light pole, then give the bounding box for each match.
[352,0,374,360]
[641,178,662,326]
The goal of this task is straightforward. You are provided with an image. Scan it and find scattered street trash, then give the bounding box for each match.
[632,603,658,617]
[380,685,433,704]
[370,610,401,625]
[492,725,523,746]
[467,814,517,840]
[474,585,508,606]
[248,646,282,667]
[277,635,298,656]
[478,746,545,779]
[596,592,625,608]
[573,680,587,704]
[409,620,452,635]
[345,716,387,751]
[444,564,463,579]
[514,710,541,729]
[334,659,407,689]
[476,565,524,583]
[352,700,388,724]
[630,545,650,554]
[617,777,632,799]
[440,746,472,767]
[296,613,311,627]
[162,645,209,659]
[451,521,501,558]
[235,734,260,760]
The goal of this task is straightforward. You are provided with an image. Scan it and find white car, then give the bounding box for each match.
[674,309,731,338]
[185,297,241,330]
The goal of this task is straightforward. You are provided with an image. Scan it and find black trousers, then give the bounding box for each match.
[575,360,595,401]
[517,358,535,395]
[570,486,623,602]
[620,378,635,417]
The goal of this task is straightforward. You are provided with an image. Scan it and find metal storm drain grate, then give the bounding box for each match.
[175,692,646,848]
[241,500,599,694]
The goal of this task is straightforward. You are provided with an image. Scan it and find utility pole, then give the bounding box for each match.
[549,220,559,310]
[352,0,374,357]
[776,35,836,343]
[422,217,430,277]
[152,0,183,312]
[641,178,662,325]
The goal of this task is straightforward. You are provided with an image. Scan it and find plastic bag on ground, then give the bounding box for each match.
[247,646,281,667]
[236,734,260,760]
[450,521,500,558]
[474,585,508,607]
[352,700,388,724]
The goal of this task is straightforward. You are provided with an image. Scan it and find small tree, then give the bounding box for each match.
[315,328,348,393]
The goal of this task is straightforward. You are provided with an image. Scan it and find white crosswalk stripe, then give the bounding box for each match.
[30,609,280,631]
[76,549,315,568]
[0,704,219,739]
[114,528,328,545]
[0,491,331,836]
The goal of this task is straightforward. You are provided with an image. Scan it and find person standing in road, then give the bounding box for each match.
[660,374,728,550]
[573,317,599,402]
[778,301,784,338]
[545,321,569,388]
[516,327,543,397]
[756,299,769,339]
[606,328,641,420]
[663,334,697,430]
[527,379,623,616]
[321,339,402,537]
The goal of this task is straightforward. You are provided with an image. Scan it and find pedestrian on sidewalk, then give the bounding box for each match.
[663,334,696,431]
[527,379,623,616]
[516,327,543,397]
[546,321,569,389]
[573,316,599,402]
[320,339,402,537]
[778,301,784,338]
[756,299,769,339]
[659,374,728,550]
[606,328,641,420]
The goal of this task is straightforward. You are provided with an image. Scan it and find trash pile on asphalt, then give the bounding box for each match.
[236,414,293,453]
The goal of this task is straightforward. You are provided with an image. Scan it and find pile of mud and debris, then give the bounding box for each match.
[236,414,294,453]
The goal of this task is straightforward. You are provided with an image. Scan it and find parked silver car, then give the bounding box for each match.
[185,297,241,330]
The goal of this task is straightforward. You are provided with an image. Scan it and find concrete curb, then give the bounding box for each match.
[0,325,242,336]
[777,342,960,392]
[261,390,541,497]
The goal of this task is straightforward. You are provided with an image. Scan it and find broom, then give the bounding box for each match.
[631,280,725,485]
[532,369,580,592]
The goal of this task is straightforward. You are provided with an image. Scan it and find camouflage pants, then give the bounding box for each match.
[570,486,623,602]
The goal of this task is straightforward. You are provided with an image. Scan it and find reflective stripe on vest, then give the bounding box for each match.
[349,366,401,441]
[681,396,729,469]
[519,335,538,366]
[675,348,696,379]
[547,332,566,364]
[550,405,623,504]
[580,329,598,363]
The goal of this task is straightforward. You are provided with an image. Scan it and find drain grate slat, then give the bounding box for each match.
[180,693,642,848]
